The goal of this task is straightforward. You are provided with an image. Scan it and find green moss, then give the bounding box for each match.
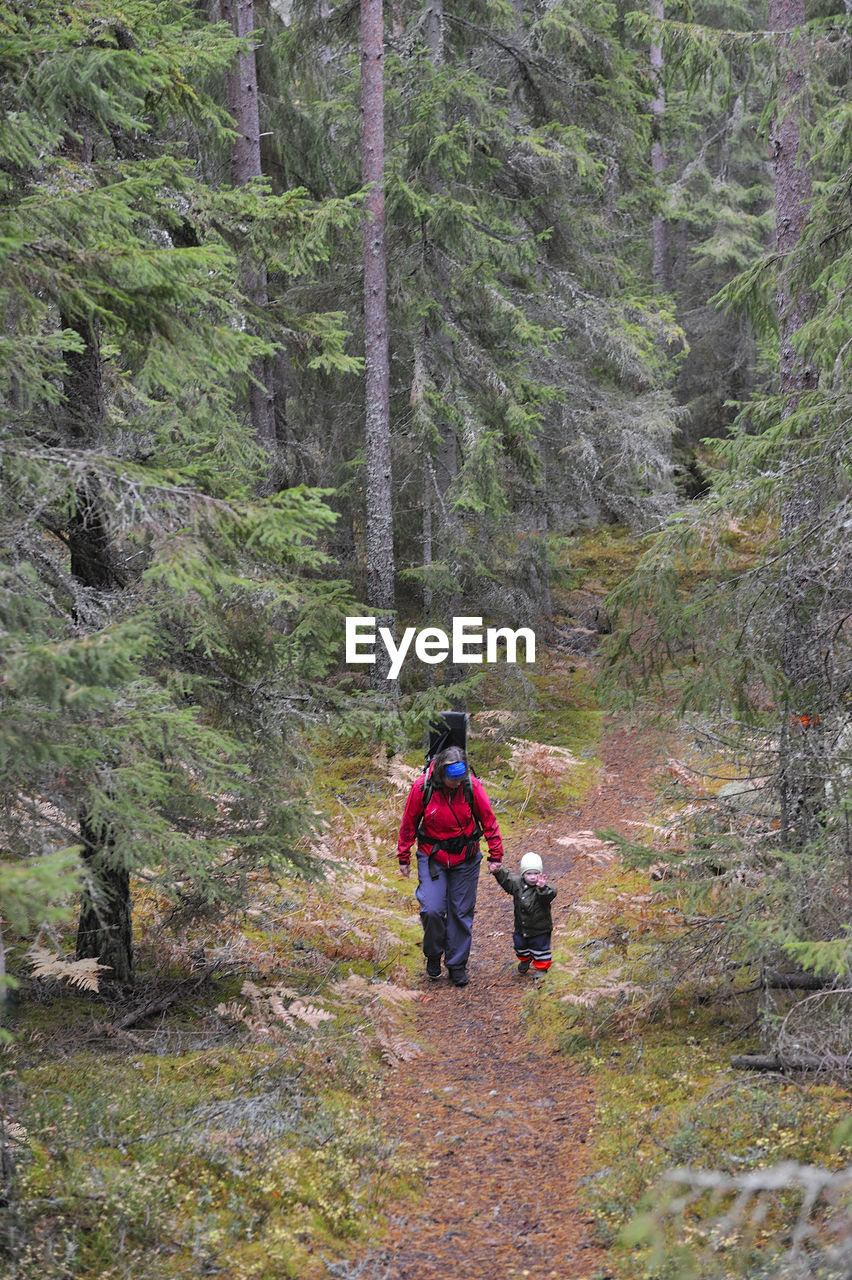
[558,526,646,598]
[8,1031,408,1280]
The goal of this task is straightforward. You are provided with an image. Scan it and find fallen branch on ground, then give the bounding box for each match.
[730,1050,852,1073]
[112,966,218,1030]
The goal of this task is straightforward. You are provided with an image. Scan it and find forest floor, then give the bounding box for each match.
[6,618,849,1280]
[361,721,664,1280]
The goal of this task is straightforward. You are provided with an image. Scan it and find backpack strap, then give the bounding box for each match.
[415,769,484,862]
[414,766,435,844]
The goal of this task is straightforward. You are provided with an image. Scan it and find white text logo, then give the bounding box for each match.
[345,616,536,680]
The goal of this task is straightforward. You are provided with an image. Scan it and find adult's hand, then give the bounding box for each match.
[399,862,411,878]
[487,860,501,875]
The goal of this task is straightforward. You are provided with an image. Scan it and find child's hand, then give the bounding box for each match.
[533,873,548,888]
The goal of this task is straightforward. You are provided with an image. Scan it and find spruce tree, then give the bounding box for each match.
[603,0,851,1010]
[628,0,775,452]
[270,0,683,629]
[0,0,360,985]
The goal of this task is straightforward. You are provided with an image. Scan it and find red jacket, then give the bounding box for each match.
[397,773,503,868]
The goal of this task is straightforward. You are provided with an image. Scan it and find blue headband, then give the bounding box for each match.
[445,761,467,779]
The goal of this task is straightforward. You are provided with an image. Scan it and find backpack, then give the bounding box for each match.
[426,709,469,762]
[415,711,483,860]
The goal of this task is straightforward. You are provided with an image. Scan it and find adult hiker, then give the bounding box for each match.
[397,745,504,987]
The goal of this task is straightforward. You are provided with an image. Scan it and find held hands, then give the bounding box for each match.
[487,860,501,875]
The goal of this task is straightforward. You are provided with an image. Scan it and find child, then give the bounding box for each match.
[493,851,557,974]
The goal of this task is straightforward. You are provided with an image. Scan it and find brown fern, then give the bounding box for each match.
[27,945,110,992]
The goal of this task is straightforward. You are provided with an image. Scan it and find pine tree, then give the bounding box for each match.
[768,0,826,846]
[218,0,277,461]
[361,0,396,684]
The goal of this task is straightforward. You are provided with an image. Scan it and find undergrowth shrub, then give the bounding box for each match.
[532,741,852,1280]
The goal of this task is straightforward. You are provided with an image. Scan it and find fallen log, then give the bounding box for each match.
[731,1051,852,1073]
[763,970,838,991]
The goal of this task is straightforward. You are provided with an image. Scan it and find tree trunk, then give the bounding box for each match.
[361,0,395,684]
[768,0,823,846]
[411,336,434,613]
[424,0,443,61]
[62,315,105,441]
[221,0,264,188]
[420,0,465,685]
[422,453,434,615]
[650,0,667,288]
[422,0,457,509]
[61,316,118,591]
[220,0,276,462]
[0,921,6,1020]
[75,811,133,985]
[61,313,134,983]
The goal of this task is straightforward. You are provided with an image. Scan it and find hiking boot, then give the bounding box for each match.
[425,956,442,980]
[517,959,531,975]
[449,967,469,987]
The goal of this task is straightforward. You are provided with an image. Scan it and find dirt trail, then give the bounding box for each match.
[367,722,665,1280]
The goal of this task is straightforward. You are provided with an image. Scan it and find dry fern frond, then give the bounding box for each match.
[371,749,421,792]
[331,974,420,1007]
[370,1002,422,1066]
[330,975,422,1066]
[663,758,712,792]
[509,739,579,782]
[337,816,384,865]
[1,1113,28,1149]
[622,818,674,840]
[372,982,421,1006]
[324,864,369,902]
[555,831,618,864]
[266,993,293,1023]
[287,1000,334,1029]
[475,709,518,739]
[331,973,371,998]
[561,983,643,1008]
[289,915,391,964]
[27,945,110,992]
[374,1020,421,1066]
[216,982,332,1042]
[215,1000,248,1022]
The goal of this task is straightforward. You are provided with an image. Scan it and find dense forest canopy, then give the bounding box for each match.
[0,0,848,1042]
[0,0,850,1276]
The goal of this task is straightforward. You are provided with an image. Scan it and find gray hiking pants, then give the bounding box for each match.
[415,849,482,971]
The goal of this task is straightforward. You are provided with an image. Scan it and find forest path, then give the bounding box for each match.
[366,720,665,1280]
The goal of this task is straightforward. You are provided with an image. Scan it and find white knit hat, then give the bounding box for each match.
[519,851,543,875]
